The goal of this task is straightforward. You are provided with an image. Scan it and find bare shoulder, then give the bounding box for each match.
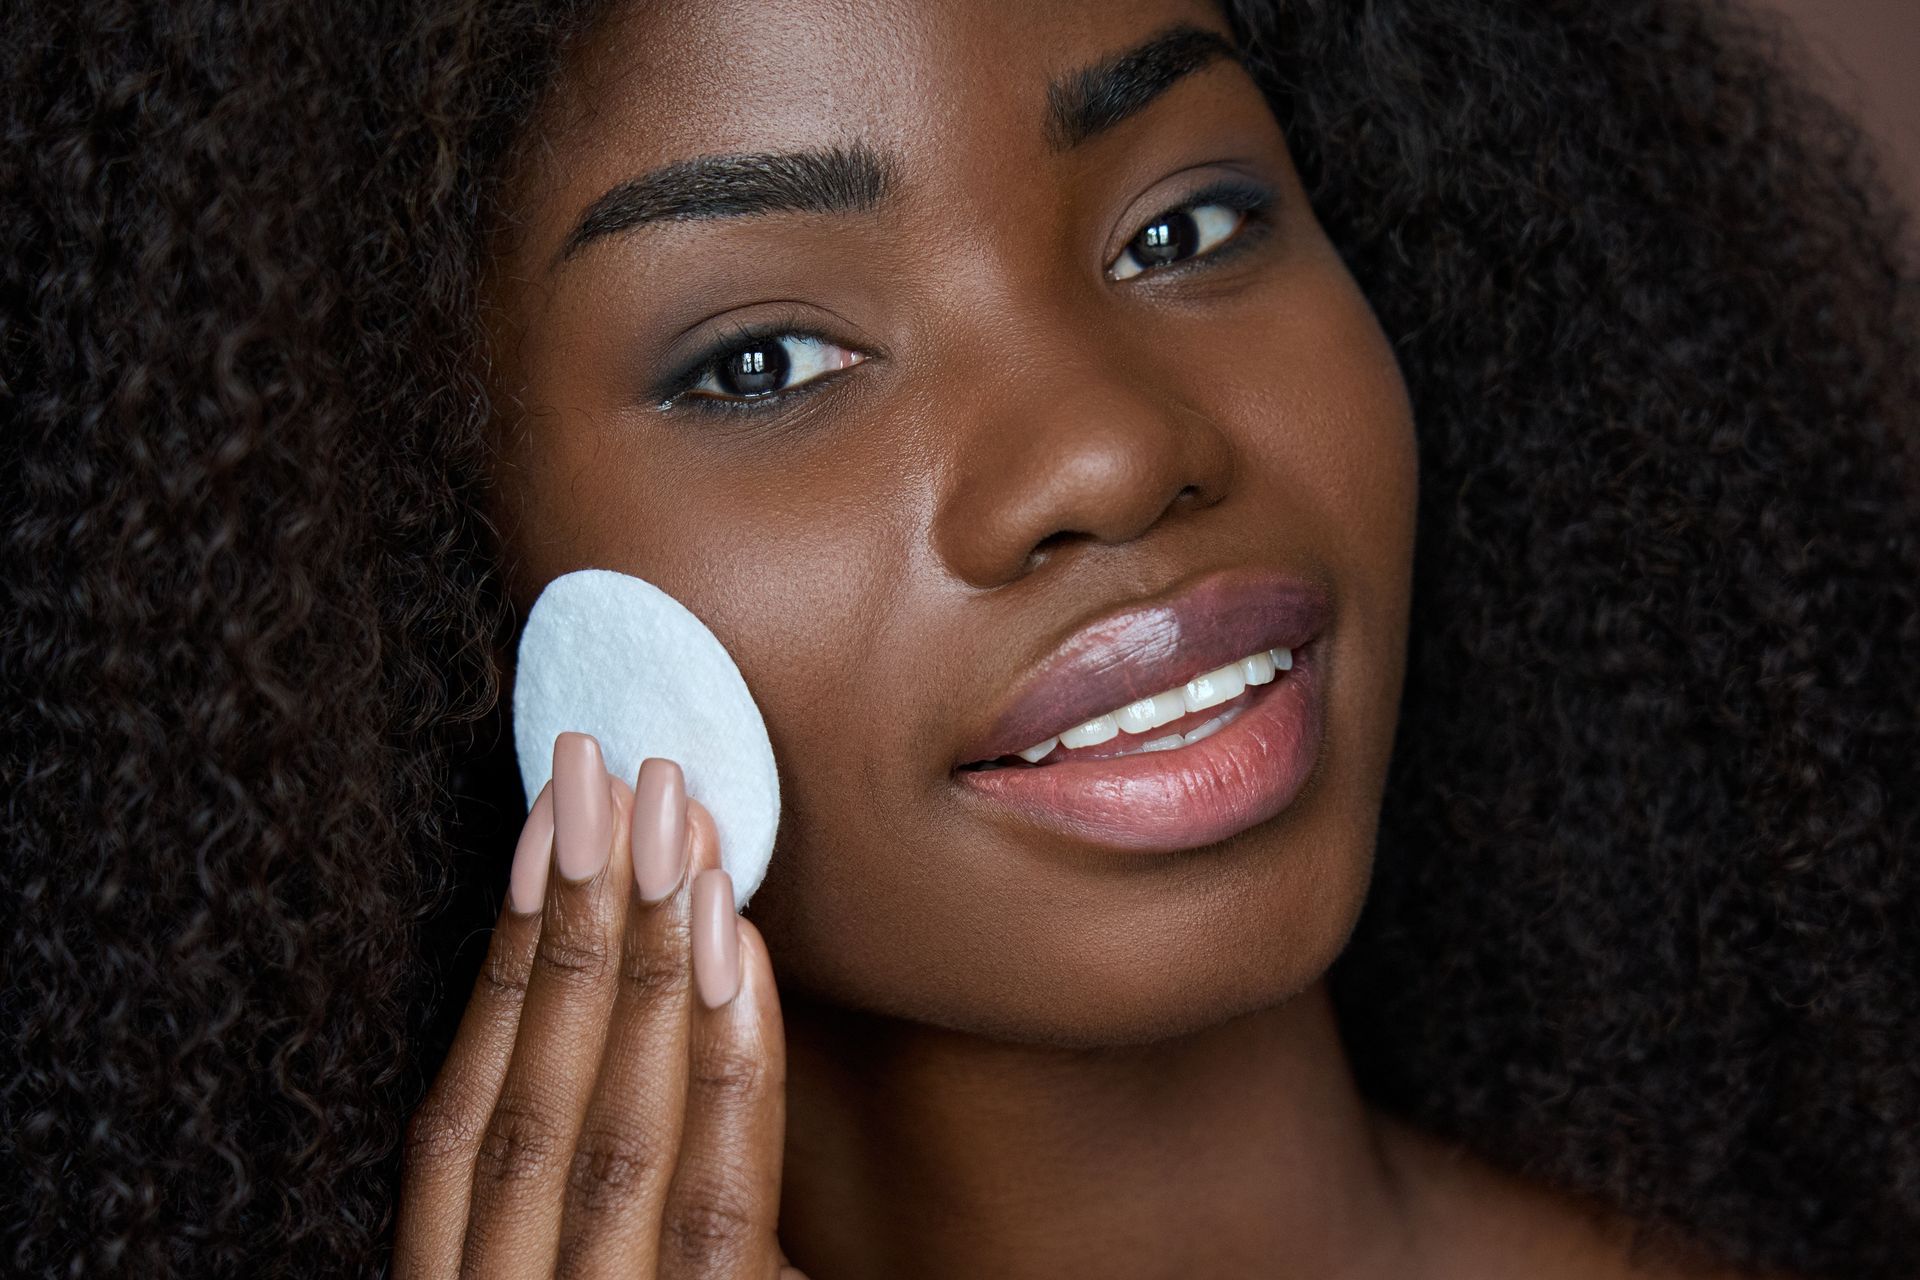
[1372,1113,1798,1280]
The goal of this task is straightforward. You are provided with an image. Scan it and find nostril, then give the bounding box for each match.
[1025,528,1091,571]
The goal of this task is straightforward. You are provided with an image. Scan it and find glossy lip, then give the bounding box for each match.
[953,565,1332,767]
[953,634,1327,852]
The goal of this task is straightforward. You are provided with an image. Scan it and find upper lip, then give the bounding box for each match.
[954,565,1333,767]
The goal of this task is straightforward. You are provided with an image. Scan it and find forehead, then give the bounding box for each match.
[542,0,1232,173]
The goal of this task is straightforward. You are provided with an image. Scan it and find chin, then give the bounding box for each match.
[897,844,1376,1052]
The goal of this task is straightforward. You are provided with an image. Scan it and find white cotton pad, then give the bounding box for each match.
[512,568,781,911]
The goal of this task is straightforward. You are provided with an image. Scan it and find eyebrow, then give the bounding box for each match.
[555,24,1243,264]
[1045,24,1244,150]
[557,142,897,262]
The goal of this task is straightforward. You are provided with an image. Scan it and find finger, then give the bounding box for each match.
[459,732,636,1276]
[658,835,790,1280]
[394,780,555,1280]
[551,758,702,1277]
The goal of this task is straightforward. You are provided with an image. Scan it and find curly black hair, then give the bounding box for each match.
[4,0,1915,1275]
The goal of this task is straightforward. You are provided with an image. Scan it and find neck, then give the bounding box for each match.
[776,979,1420,1279]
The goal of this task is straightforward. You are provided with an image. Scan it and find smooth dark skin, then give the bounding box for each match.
[437,0,1767,1275]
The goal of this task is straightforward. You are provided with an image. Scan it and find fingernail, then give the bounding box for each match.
[552,732,613,882]
[507,781,555,914]
[691,869,741,1007]
[633,758,690,903]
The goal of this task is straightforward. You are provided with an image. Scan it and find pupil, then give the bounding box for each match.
[719,342,789,397]
[1133,210,1198,267]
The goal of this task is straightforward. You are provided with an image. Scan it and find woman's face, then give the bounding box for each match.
[485,0,1418,1047]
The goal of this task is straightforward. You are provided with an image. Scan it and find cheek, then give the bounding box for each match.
[508,410,934,883]
[1213,251,1420,771]
[1220,254,1419,579]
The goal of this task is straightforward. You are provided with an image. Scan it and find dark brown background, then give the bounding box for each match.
[1760,0,1919,235]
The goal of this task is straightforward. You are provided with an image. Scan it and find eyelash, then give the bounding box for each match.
[655,179,1277,416]
[653,315,849,415]
[1108,179,1276,281]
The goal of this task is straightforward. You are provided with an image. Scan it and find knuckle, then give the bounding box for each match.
[473,1089,565,1187]
[477,946,533,1002]
[402,1093,482,1172]
[619,932,690,1004]
[690,1045,770,1103]
[564,1121,671,1216]
[662,1182,760,1267]
[533,920,615,987]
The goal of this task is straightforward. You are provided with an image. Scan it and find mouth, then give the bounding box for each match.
[950,566,1332,853]
[952,634,1326,852]
[956,641,1299,770]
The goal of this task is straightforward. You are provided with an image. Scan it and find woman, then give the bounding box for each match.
[4,0,1915,1275]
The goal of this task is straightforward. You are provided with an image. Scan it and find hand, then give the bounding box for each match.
[396,732,806,1278]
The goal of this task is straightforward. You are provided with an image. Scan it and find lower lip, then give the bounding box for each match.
[952,640,1326,853]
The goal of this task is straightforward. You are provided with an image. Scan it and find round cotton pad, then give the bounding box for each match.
[512,568,781,911]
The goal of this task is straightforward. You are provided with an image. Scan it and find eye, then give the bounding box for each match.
[671,332,864,407]
[1106,195,1259,282]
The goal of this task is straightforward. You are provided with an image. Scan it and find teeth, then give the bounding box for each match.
[1016,736,1058,762]
[1059,714,1119,749]
[1181,706,1241,745]
[1115,690,1188,735]
[1182,661,1247,714]
[1123,705,1249,757]
[1008,643,1296,762]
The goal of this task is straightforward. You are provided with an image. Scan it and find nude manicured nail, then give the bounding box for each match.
[507,781,555,914]
[552,732,613,882]
[691,869,741,1007]
[632,758,689,903]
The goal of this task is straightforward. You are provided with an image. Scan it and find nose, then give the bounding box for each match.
[930,329,1236,589]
